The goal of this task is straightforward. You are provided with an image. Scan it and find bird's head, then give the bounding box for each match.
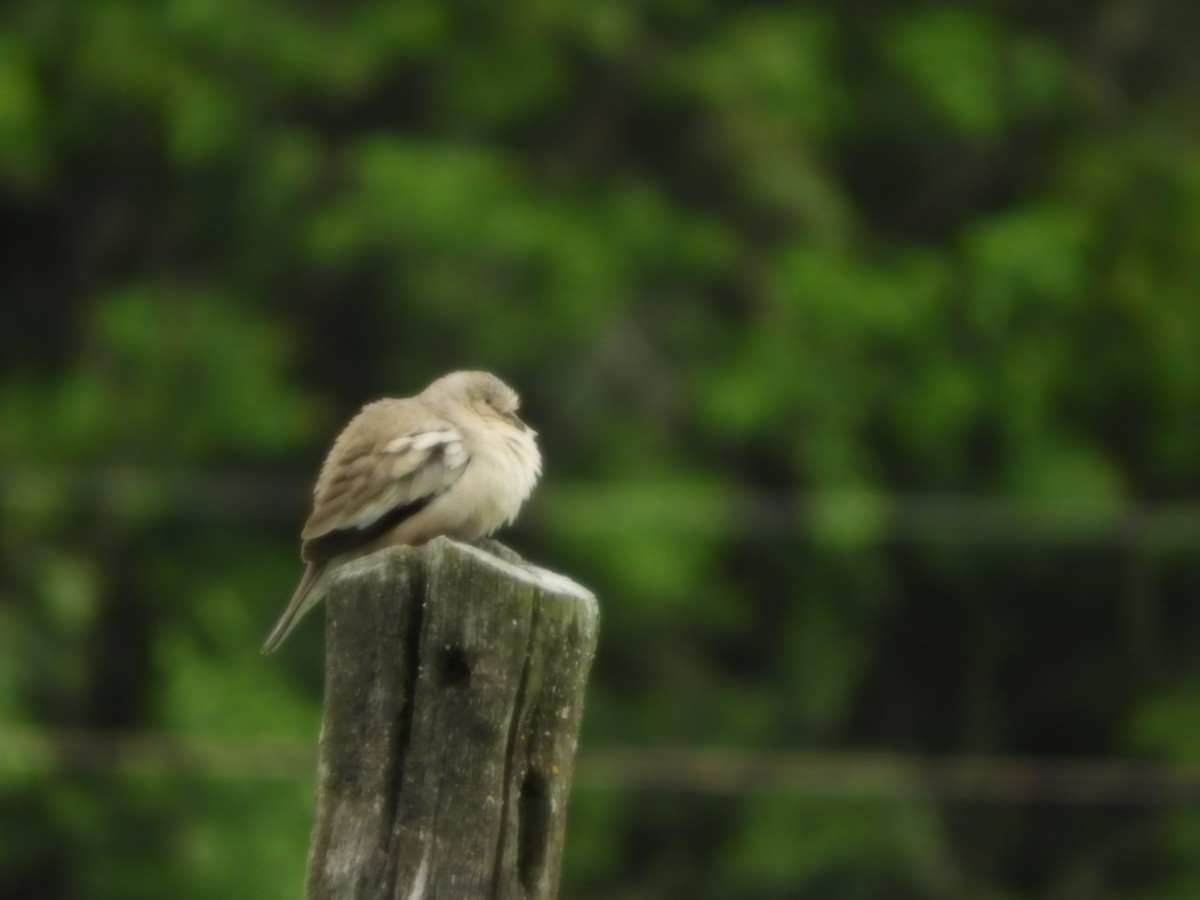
[423,371,532,432]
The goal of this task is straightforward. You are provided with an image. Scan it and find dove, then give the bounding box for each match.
[262,371,540,653]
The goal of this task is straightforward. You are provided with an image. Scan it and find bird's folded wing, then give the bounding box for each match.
[299,399,470,561]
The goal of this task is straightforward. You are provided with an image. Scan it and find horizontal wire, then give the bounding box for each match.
[578,748,1200,806]
[1,727,1197,805]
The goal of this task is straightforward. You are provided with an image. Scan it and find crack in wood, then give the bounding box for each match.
[491,593,539,896]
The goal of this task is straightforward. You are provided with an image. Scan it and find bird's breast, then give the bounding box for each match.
[414,423,540,541]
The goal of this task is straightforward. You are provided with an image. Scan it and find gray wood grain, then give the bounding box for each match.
[305,537,598,900]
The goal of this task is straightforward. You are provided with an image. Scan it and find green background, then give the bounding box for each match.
[3,1,1200,897]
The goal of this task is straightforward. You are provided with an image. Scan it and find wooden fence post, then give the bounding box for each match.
[304,536,599,900]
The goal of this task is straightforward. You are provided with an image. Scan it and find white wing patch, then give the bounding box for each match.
[384,428,461,456]
[444,438,469,471]
[384,435,413,454]
[411,428,458,451]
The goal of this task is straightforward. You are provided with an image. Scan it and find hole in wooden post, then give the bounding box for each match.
[437,646,471,687]
[517,769,549,890]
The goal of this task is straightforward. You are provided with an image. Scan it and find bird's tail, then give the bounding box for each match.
[261,562,328,654]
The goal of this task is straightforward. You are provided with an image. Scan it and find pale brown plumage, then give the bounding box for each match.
[262,371,541,653]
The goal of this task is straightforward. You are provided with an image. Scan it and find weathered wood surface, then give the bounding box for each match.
[305,537,599,900]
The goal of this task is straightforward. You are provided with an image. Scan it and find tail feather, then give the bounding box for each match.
[261,562,328,654]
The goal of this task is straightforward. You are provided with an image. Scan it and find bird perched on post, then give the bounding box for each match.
[261,371,541,653]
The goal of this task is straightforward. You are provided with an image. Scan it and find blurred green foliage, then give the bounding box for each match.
[2,0,1200,898]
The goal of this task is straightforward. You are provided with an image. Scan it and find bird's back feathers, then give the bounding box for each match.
[300,400,471,555]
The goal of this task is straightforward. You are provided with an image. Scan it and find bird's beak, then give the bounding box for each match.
[506,412,535,435]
